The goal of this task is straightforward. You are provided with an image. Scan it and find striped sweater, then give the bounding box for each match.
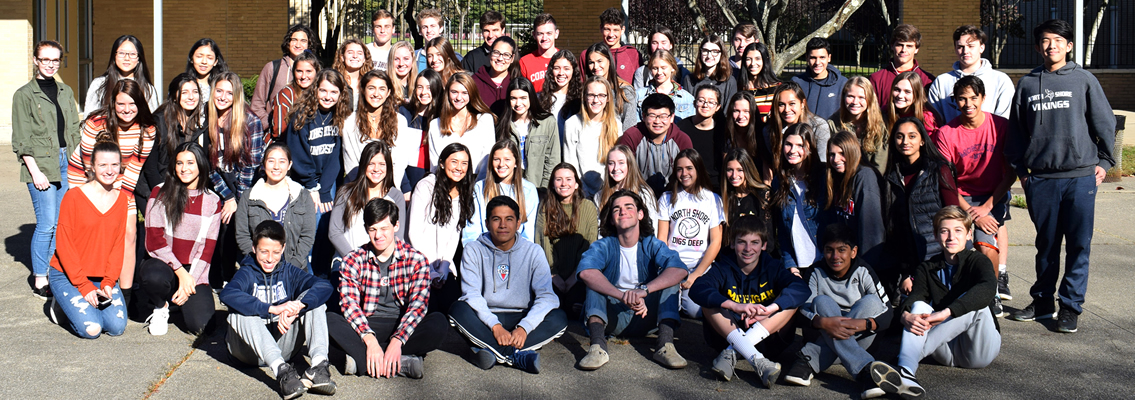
[67,116,156,211]
[270,85,299,142]
[144,185,223,286]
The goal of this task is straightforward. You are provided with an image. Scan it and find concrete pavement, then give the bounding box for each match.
[2,145,1133,399]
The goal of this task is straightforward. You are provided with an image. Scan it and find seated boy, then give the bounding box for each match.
[784,223,893,399]
[576,190,689,371]
[450,196,568,373]
[219,220,335,399]
[329,198,448,380]
[689,215,808,388]
[870,206,1001,398]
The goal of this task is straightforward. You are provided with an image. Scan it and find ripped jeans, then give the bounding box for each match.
[48,268,128,339]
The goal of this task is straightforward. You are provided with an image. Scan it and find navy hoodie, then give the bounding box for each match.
[219,254,333,320]
[689,251,809,311]
[1006,62,1116,179]
[287,110,342,203]
[792,65,848,120]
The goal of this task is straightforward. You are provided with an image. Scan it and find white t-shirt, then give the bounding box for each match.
[367,42,390,72]
[615,244,640,290]
[513,120,530,169]
[658,188,725,269]
[790,178,817,268]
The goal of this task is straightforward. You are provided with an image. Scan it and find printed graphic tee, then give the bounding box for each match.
[658,188,725,269]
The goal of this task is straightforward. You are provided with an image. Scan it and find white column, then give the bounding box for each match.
[1074,0,1084,65]
[154,0,163,89]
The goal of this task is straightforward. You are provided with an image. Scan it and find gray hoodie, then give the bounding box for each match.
[459,232,559,333]
[1006,62,1117,179]
[927,58,1014,122]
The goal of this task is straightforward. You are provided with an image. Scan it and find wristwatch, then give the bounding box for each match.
[636,284,650,294]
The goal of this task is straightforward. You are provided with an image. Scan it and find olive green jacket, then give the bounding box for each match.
[11,77,81,182]
[508,115,561,187]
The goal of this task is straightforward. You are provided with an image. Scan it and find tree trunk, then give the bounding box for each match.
[992,34,1005,68]
[770,0,867,75]
[1085,0,1110,67]
[716,0,739,28]
[687,0,712,36]
[855,35,866,66]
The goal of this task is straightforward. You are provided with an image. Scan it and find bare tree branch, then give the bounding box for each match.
[770,0,867,74]
[1085,0,1110,67]
[686,0,712,36]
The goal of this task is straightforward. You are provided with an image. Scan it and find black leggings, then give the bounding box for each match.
[326,312,449,376]
[137,258,215,334]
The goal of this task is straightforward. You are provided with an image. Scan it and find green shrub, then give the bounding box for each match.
[242,76,258,101]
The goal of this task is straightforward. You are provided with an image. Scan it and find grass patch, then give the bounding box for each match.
[1010,194,1027,209]
[1121,145,1135,177]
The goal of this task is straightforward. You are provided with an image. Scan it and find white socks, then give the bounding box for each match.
[270,359,285,375]
[745,322,770,344]
[726,327,768,362]
[999,264,1007,274]
[310,356,328,367]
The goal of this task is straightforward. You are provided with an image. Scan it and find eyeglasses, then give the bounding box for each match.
[116,51,139,60]
[644,113,672,121]
[701,49,722,56]
[491,50,514,60]
[695,99,718,107]
[37,57,61,66]
[585,93,608,100]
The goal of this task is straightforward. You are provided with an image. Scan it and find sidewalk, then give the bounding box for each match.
[2,146,1134,399]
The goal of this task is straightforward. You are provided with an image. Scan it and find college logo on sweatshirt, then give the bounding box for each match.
[1027,89,1073,111]
[496,264,510,281]
[253,281,288,304]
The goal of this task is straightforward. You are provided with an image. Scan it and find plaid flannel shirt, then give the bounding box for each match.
[209,112,266,200]
[339,238,431,344]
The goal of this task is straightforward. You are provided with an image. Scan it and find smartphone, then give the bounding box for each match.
[96,293,112,310]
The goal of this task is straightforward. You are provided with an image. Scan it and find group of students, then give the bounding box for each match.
[12,4,1115,399]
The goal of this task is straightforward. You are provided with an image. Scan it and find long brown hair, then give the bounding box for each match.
[720,148,769,222]
[338,141,395,228]
[290,69,351,132]
[772,123,822,208]
[154,142,212,230]
[355,70,401,145]
[425,36,462,82]
[824,131,862,210]
[207,71,253,167]
[482,140,529,223]
[666,149,713,208]
[836,76,887,156]
[597,144,654,208]
[725,91,768,170]
[157,74,203,165]
[438,73,494,137]
[767,82,816,164]
[92,79,158,143]
[332,39,374,92]
[691,34,733,83]
[542,163,584,238]
[538,50,582,112]
[431,143,476,229]
[886,71,943,131]
[583,42,630,114]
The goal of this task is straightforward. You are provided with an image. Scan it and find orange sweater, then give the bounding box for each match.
[50,188,129,296]
[66,116,156,212]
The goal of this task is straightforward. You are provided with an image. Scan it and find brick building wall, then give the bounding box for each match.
[900,0,980,76]
[93,0,288,91]
[542,0,620,55]
[1005,69,1135,112]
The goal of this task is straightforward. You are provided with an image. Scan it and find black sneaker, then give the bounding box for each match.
[997,272,1012,300]
[990,296,1005,318]
[783,352,814,386]
[302,360,336,395]
[857,363,886,399]
[1056,307,1079,333]
[32,285,52,300]
[871,362,924,399]
[1008,300,1055,321]
[276,363,307,400]
[510,350,541,374]
[398,355,424,379]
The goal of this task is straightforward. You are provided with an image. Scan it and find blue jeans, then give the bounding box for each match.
[310,183,335,277]
[27,148,69,277]
[48,268,128,339]
[1024,175,1096,313]
[585,284,680,337]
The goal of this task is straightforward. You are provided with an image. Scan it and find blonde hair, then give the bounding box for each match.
[582,76,621,163]
[598,144,655,208]
[388,41,418,102]
[837,76,887,156]
[482,140,529,223]
[207,71,251,168]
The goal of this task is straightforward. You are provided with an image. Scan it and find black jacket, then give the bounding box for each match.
[899,249,995,318]
[884,158,947,274]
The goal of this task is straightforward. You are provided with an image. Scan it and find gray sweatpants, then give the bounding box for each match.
[899,301,1001,374]
[800,294,887,376]
[226,304,330,370]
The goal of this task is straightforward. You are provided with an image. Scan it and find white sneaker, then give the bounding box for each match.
[146,306,170,336]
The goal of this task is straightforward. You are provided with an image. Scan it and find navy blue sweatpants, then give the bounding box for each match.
[1024,174,1096,313]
